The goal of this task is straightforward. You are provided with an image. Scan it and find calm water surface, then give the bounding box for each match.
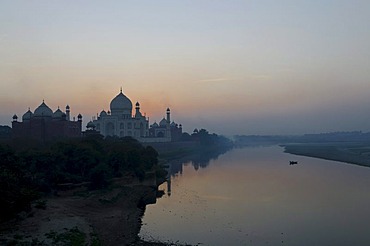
[140,146,370,245]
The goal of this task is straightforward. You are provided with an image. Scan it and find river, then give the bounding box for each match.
[140,145,370,245]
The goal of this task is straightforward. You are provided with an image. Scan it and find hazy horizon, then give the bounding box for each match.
[1,1,370,135]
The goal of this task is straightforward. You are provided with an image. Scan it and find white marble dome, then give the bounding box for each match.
[34,101,53,117]
[110,91,132,115]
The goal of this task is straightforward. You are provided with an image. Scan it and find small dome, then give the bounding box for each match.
[13,114,18,120]
[100,110,107,117]
[22,109,33,121]
[151,122,159,128]
[136,102,140,107]
[86,121,95,129]
[77,113,82,119]
[34,101,53,117]
[159,118,167,126]
[110,91,132,112]
[66,105,70,110]
[53,108,64,118]
[167,108,170,112]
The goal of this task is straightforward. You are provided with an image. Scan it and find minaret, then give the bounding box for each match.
[135,102,140,118]
[77,114,83,136]
[166,108,170,123]
[66,105,70,121]
[166,108,171,140]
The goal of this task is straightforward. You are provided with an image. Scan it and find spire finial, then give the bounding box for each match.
[120,87,122,93]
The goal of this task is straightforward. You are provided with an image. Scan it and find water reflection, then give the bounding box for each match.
[170,146,230,175]
[141,146,370,246]
[165,146,230,197]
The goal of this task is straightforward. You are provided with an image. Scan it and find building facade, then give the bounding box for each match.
[91,89,182,142]
[12,101,82,141]
[149,108,183,142]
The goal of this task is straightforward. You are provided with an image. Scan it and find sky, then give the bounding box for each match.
[1,0,370,135]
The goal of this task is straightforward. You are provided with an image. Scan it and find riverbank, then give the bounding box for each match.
[0,137,231,246]
[0,176,170,246]
[283,142,370,167]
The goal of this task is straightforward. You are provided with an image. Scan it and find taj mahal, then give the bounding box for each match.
[89,89,182,142]
[11,88,183,142]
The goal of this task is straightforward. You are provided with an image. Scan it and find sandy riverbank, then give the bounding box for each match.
[283,142,370,167]
[0,179,167,246]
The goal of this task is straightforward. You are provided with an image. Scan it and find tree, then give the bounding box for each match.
[0,145,38,221]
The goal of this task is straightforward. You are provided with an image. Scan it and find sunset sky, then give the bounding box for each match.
[1,0,370,135]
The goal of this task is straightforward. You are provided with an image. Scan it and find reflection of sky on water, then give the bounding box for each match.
[140,146,370,246]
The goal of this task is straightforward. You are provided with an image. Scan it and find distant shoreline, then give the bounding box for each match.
[282,142,370,168]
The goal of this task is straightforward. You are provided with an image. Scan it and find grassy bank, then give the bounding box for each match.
[283,142,370,167]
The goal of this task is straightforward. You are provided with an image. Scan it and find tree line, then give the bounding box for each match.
[182,128,233,148]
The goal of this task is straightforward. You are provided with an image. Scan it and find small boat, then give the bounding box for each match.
[289,161,298,165]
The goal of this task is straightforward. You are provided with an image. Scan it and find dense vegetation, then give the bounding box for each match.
[183,128,232,148]
[0,136,161,221]
[0,125,11,140]
[154,129,233,162]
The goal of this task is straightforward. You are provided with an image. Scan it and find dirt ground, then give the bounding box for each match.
[0,182,161,246]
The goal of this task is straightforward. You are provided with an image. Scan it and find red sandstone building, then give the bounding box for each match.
[12,101,82,142]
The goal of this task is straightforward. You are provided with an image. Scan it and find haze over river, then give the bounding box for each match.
[140,146,370,245]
